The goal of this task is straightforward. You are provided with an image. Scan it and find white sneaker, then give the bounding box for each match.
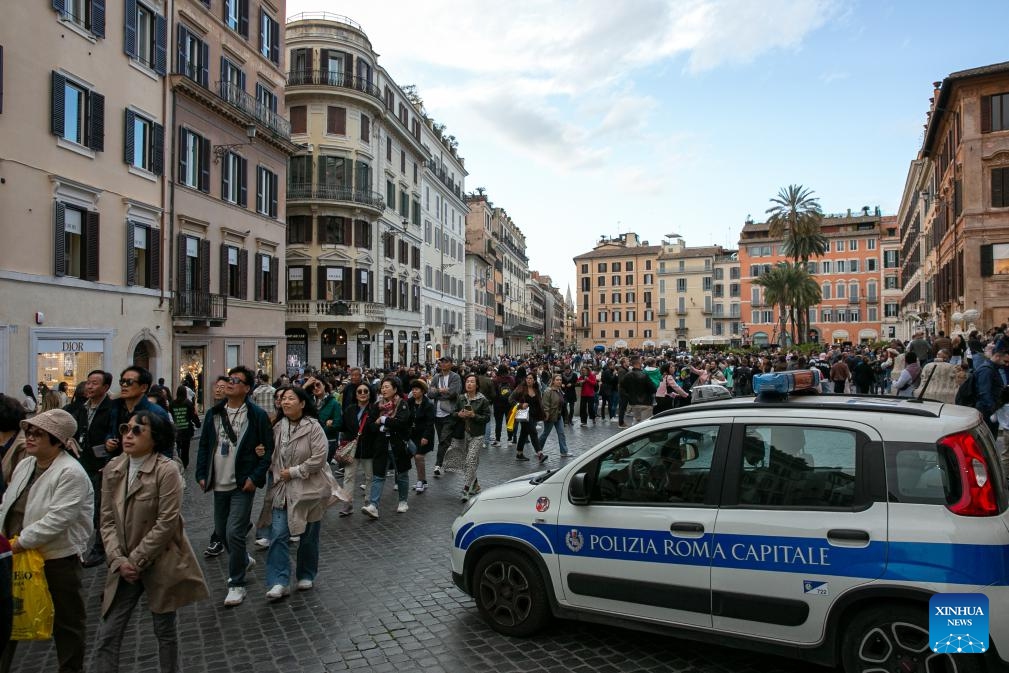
[289,536,300,543]
[265,584,289,601]
[433,466,442,477]
[362,503,379,519]
[415,480,427,493]
[359,484,366,491]
[254,537,270,550]
[396,501,409,513]
[296,579,314,591]
[224,586,247,607]
[246,555,256,571]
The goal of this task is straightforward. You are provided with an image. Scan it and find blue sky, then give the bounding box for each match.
[287,0,1009,294]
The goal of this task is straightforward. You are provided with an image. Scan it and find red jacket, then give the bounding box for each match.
[577,372,598,397]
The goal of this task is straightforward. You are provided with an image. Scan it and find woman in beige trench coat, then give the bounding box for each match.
[92,409,209,673]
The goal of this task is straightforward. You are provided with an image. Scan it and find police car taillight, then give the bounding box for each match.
[752,370,821,399]
[939,431,999,517]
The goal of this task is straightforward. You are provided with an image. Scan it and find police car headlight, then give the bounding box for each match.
[461,492,480,515]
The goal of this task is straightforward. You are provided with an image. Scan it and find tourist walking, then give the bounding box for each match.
[443,374,490,500]
[362,377,412,518]
[338,383,374,516]
[510,374,545,462]
[538,374,569,457]
[406,380,435,493]
[169,384,201,469]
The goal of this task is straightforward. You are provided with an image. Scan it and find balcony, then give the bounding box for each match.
[217,81,291,138]
[675,308,688,315]
[286,300,386,322]
[425,159,464,200]
[172,292,227,325]
[657,308,668,317]
[675,327,689,337]
[864,296,879,304]
[286,183,385,212]
[286,70,383,102]
[848,296,860,304]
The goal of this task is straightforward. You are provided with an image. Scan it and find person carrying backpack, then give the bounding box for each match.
[490,366,515,446]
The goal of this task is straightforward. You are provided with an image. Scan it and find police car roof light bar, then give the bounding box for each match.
[752,370,821,403]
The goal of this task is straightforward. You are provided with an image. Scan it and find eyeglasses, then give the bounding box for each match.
[356,389,370,395]
[119,378,139,387]
[227,376,249,386]
[24,427,49,440]
[119,423,146,436]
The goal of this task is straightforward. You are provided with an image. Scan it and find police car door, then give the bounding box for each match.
[710,419,887,643]
[555,422,729,629]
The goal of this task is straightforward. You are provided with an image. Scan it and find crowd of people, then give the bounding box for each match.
[0,321,1007,671]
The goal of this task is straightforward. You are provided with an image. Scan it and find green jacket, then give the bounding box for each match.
[452,393,491,436]
[317,394,343,441]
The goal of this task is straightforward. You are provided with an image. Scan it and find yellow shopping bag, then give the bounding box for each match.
[505,404,518,433]
[11,539,54,641]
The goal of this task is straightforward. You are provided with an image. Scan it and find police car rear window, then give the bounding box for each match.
[884,442,961,506]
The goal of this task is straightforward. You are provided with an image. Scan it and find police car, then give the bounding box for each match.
[451,370,1009,673]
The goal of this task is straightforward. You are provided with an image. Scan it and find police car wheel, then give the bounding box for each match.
[841,604,984,673]
[473,549,549,637]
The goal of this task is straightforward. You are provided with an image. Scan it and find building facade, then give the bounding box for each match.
[0,1,169,396]
[464,193,498,356]
[283,12,424,372]
[169,0,295,403]
[655,240,737,350]
[899,64,1009,336]
[574,233,660,350]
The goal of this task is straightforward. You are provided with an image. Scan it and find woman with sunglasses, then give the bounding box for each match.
[0,409,93,673]
[258,386,339,600]
[337,384,374,516]
[360,377,411,518]
[92,411,208,672]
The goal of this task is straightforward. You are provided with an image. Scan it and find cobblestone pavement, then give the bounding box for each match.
[14,418,829,673]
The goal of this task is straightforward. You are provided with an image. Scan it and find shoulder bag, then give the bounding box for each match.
[335,413,367,465]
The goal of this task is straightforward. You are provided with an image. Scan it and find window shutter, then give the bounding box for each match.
[258,8,265,55]
[123,108,136,165]
[51,71,66,137]
[91,0,106,38]
[85,210,100,281]
[270,256,279,302]
[88,91,104,151]
[238,156,247,206]
[344,267,353,300]
[303,265,312,301]
[199,42,209,87]
[178,129,188,182]
[981,95,992,134]
[270,18,279,64]
[54,202,66,277]
[317,266,326,300]
[149,227,160,289]
[290,106,306,133]
[52,0,65,12]
[126,221,136,285]
[220,152,228,200]
[200,238,210,291]
[238,68,246,93]
[199,135,210,192]
[238,0,249,38]
[361,114,370,142]
[269,171,278,217]
[176,24,186,74]
[344,52,353,83]
[151,122,164,175]
[981,244,994,277]
[219,243,229,294]
[993,169,1004,208]
[328,106,346,134]
[238,248,248,298]
[154,13,167,75]
[254,253,263,300]
[176,233,187,292]
[124,0,137,57]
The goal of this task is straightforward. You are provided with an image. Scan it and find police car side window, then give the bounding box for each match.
[592,426,718,505]
[739,425,857,508]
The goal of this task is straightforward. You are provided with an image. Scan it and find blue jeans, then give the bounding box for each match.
[369,470,409,507]
[483,418,492,447]
[265,508,320,588]
[212,488,254,587]
[538,419,568,455]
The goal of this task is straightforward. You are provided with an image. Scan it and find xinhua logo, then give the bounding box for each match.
[929,593,989,654]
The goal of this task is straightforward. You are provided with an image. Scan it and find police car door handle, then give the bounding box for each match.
[827,529,870,544]
[670,522,705,534]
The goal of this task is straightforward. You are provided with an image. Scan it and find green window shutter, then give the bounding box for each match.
[151,121,164,175]
[51,71,66,137]
[126,221,136,286]
[54,202,66,277]
[88,90,105,151]
[85,210,100,281]
[124,108,136,165]
[124,0,137,57]
[149,227,160,289]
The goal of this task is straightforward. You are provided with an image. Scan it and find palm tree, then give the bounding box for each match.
[754,264,792,348]
[789,265,823,344]
[754,263,822,347]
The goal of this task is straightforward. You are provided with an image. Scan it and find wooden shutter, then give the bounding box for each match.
[124,0,137,57]
[54,202,66,277]
[154,13,167,75]
[344,52,353,83]
[51,71,66,136]
[0,46,4,115]
[126,221,136,285]
[270,17,279,64]
[52,0,65,11]
[85,210,100,281]
[317,266,327,301]
[238,0,249,37]
[219,244,230,295]
[91,0,106,38]
[361,114,370,142]
[238,156,247,207]
[88,91,104,151]
[200,238,210,291]
[344,267,353,300]
[199,41,209,87]
[270,256,279,302]
[981,244,994,277]
[238,248,248,298]
[178,129,188,183]
[327,106,346,135]
[176,24,187,75]
[981,95,992,133]
[199,135,210,192]
[302,265,312,301]
[254,253,263,300]
[149,227,160,289]
[123,108,136,165]
[993,169,1004,208]
[151,122,164,175]
[176,233,187,292]
[290,106,306,134]
[269,171,278,217]
[258,8,266,56]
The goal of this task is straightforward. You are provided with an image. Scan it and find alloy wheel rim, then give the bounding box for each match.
[857,621,962,673]
[478,560,533,627]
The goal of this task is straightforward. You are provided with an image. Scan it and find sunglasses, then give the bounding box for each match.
[227,376,249,385]
[24,427,50,440]
[119,378,140,387]
[119,423,146,436]
[356,389,370,395]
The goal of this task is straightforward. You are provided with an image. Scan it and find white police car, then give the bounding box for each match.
[451,370,1009,673]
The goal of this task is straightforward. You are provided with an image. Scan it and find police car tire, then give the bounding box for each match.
[841,604,984,673]
[472,549,550,637]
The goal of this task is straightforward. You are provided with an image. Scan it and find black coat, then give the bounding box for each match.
[407,396,435,447]
[65,395,114,475]
[195,399,274,490]
[360,398,412,474]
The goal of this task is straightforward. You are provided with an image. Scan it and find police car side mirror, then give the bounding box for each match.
[569,473,590,505]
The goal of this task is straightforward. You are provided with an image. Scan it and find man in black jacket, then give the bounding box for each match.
[619,356,656,426]
[65,369,114,568]
[195,365,274,607]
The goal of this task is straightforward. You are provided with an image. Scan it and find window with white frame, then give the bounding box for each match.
[52,72,104,151]
[256,166,278,217]
[125,109,163,174]
[221,152,246,205]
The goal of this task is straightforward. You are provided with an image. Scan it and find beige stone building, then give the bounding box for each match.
[899,64,1009,335]
[0,1,170,395]
[168,0,296,403]
[655,240,737,350]
[573,233,660,350]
